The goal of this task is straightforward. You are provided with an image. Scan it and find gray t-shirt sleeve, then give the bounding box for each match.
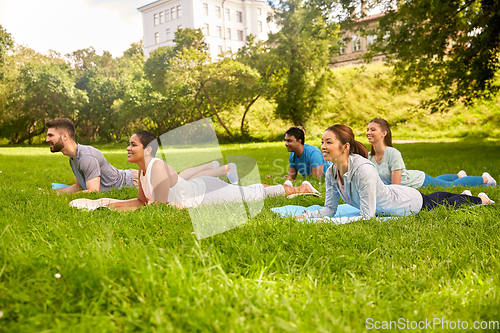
[386,148,406,171]
[78,153,101,182]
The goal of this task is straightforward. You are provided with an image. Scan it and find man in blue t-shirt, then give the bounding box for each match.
[284,127,332,180]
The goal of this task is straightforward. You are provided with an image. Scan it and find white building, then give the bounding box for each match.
[138,0,279,58]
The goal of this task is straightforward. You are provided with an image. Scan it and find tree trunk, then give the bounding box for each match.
[241,94,260,135]
[202,88,234,138]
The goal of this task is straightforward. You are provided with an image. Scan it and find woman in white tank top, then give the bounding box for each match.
[70,131,320,211]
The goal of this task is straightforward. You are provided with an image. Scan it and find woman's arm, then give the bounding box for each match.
[150,160,173,203]
[388,148,406,185]
[303,169,339,219]
[391,169,402,185]
[107,171,148,211]
[357,165,378,219]
[105,198,145,211]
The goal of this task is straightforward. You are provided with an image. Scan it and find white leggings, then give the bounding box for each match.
[199,176,285,205]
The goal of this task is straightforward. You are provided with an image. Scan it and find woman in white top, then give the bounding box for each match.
[302,124,493,220]
[70,131,319,211]
[366,118,496,188]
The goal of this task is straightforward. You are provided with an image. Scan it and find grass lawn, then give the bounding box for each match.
[0,140,499,332]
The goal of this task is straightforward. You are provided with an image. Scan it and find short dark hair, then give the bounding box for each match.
[46,118,75,140]
[135,130,158,157]
[285,127,305,145]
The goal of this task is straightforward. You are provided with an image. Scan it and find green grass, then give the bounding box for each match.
[1,141,499,332]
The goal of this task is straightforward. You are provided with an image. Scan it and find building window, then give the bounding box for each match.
[339,42,345,54]
[258,21,262,32]
[367,35,376,46]
[215,6,221,18]
[225,8,230,20]
[177,5,182,18]
[226,28,231,40]
[203,23,210,36]
[155,32,160,44]
[258,8,262,15]
[236,11,242,23]
[154,13,159,26]
[159,11,164,24]
[166,9,170,22]
[237,30,244,41]
[166,29,171,41]
[178,25,182,30]
[203,3,208,16]
[227,46,232,52]
[218,45,223,54]
[352,35,362,51]
[171,7,176,20]
[216,26,222,38]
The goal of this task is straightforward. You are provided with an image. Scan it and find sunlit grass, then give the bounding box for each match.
[0,141,499,332]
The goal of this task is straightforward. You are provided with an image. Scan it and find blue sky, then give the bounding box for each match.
[0,0,150,57]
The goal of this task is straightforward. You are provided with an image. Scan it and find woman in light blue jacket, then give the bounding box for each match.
[304,124,493,220]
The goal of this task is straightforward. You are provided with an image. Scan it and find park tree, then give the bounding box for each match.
[144,28,207,94]
[326,0,500,109]
[267,0,338,129]
[0,46,85,143]
[118,42,190,135]
[167,48,260,138]
[0,25,13,71]
[236,35,277,135]
[67,47,128,141]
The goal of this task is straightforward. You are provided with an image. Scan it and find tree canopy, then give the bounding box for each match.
[267,0,338,128]
[326,0,500,108]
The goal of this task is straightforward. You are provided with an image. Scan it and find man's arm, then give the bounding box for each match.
[311,165,323,179]
[284,167,297,180]
[56,176,83,194]
[82,177,101,193]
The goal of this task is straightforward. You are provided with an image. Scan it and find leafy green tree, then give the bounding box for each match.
[167,48,260,138]
[328,0,500,108]
[67,47,127,141]
[0,25,13,68]
[267,0,338,128]
[0,47,84,143]
[144,46,176,94]
[144,28,207,94]
[237,36,276,135]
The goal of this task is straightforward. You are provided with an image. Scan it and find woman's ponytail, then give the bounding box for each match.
[326,124,368,158]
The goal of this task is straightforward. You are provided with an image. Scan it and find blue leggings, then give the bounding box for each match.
[422,174,483,188]
[420,192,482,211]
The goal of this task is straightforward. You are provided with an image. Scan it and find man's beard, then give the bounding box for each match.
[50,138,64,153]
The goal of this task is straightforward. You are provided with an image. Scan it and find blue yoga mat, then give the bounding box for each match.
[52,183,70,190]
[271,204,391,224]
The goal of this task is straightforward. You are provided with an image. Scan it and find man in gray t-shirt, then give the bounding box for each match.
[45,118,138,193]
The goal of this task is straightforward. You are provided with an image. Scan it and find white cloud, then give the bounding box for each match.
[0,0,145,57]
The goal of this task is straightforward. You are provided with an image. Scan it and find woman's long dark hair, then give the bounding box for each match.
[368,118,392,156]
[326,124,368,158]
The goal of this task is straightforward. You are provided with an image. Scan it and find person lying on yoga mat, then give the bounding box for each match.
[298,124,494,220]
[46,118,238,191]
[70,131,319,211]
[366,118,496,188]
